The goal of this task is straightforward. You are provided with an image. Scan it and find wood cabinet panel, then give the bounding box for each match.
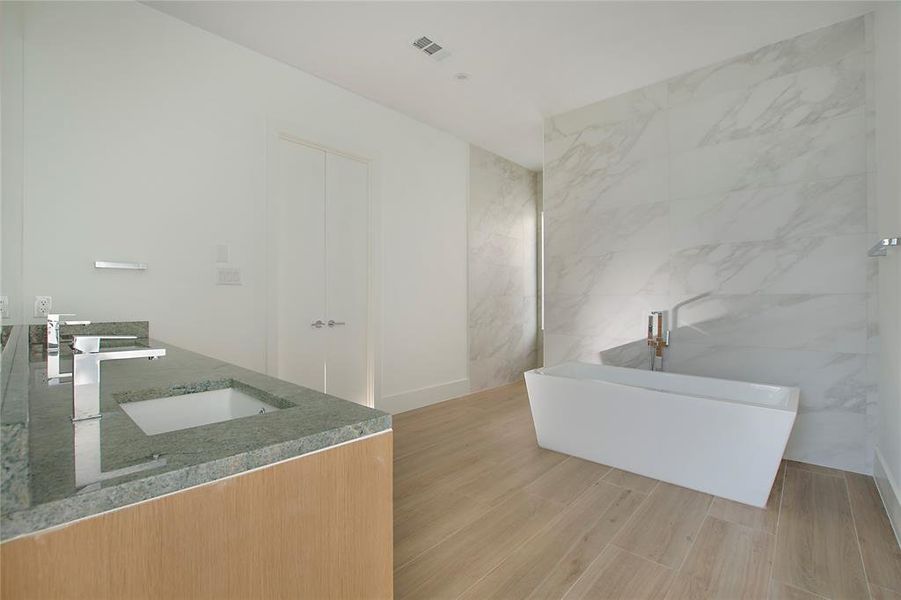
[1,431,393,600]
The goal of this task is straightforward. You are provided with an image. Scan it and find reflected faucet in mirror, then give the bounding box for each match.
[646,311,670,372]
[46,313,91,381]
[70,334,168,490]
[73,417,167,491]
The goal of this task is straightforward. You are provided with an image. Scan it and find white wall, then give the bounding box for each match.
[872,3,901,541]
[1,1,25,326]
[19,1,469,409]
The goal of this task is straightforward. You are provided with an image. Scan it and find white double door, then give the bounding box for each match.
[274,137,369,405]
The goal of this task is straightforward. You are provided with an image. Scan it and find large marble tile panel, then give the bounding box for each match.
[543,333,599,366]
[469,232,524,268]
[544,155,668,218]
[469,292,531,328]
[470,146,536,207]
[470,205,531,253]
[865,353,880,462]
[669,234,869,295]
[545,293,669,345]
[665,342,871,413]
[544,201,669,258]
[598,339,652,369]
[545,250,670,296]
[469,319,534,364]
[545,110,667,177]
[470,147,536,245]
[670,114,866,200]
[470,260,527,299]
[868,296,880,360]
[784,409,870,474]
[668,52,865,152]
[671,293,868,353]
[670,175,867,248]
[668,16,865,106]
[545,335,657,369]
[545,82,667,141]
[470,207,528,249]
[468,145,538,392]
[469,348,537,392]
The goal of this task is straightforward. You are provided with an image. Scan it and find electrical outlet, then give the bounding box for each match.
[216,267,242,286]
[34,295,52,318]
[0,296,8,319]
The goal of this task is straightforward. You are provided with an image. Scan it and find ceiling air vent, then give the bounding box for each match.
[411,36,451,61]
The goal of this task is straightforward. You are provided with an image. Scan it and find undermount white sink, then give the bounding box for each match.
[120,388,280,435]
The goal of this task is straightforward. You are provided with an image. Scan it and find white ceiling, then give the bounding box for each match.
[146,1,874,170]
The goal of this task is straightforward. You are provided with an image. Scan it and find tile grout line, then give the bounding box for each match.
[450,475,616,600]
[394,412,538,575]
[393,495,496,573]
[768,463,788,597]
[843,471,876,600]
[785,461,848,480]
[671,494,715,577]
[557,480,661,599]
[620,545,677,571]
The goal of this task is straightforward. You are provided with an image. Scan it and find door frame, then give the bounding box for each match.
[265,121,381,408]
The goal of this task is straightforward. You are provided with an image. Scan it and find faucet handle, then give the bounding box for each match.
[47,313,90,326]
[48,313,76,322]
[72,335,137,354]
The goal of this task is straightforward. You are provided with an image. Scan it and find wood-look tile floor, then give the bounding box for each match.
[393,381,901,600]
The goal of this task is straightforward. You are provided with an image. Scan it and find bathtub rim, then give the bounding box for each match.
[527,362,800,414]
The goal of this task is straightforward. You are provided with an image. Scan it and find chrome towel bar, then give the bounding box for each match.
[94,261,147,270]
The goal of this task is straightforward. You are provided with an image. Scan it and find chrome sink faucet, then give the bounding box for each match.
[47,313,91,380]
[71,335,166,422]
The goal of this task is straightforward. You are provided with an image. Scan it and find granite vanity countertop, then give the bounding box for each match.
[0,335,391,541]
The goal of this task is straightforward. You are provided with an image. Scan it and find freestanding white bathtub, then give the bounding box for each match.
[525,362,798,507]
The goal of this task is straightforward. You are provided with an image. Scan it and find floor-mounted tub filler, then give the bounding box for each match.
[525,362,798,507]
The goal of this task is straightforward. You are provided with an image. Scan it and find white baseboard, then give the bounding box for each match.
[378,378,470,414]
[874,448,901,548]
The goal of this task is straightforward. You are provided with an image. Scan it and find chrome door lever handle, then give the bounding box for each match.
[327,320,346,327]
[311,320,325,328]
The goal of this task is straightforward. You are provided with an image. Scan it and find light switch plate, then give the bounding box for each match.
[215,243,229,264]
[34,296,52,318]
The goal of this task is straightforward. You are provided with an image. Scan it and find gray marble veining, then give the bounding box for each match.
[0,329,390,541]
[669,234,869,295]
[668,51,865,152]
[468,146,540,392]
[667,17,865,106]
[670,293,868,354]
[545,251,670,296]
[670,175,868,248]
[546,83,667,141]
[670,112,867,200]
[544,201,669,258]
[544,155,668,220]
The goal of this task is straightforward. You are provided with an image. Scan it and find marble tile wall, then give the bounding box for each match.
[543,15,877,473]
[468,146,540,391]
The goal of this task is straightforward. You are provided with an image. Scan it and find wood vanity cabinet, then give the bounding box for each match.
[0,431,393,600]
